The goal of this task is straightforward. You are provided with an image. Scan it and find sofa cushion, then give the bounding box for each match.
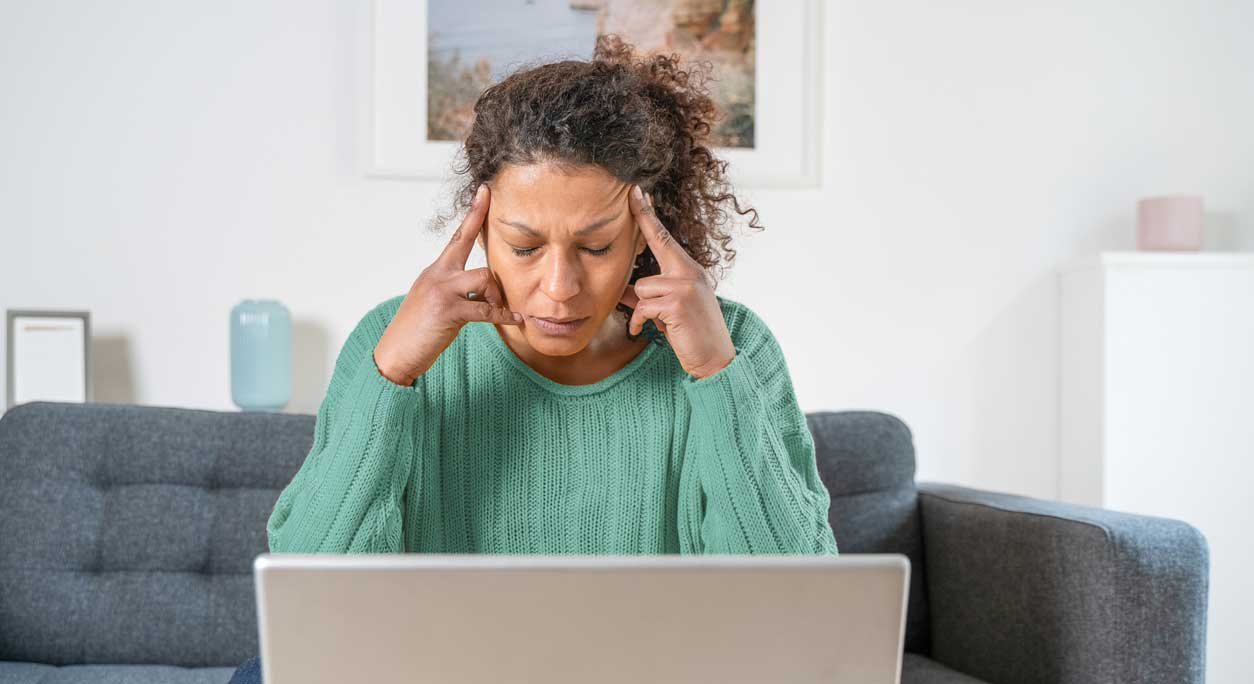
[0,661,235,684]
[901,653,991,683]
[808,410,929,654]
[0,657,982,684]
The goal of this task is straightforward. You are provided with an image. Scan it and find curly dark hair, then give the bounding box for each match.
[427,33,764,344]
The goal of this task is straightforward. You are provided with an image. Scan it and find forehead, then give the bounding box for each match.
[490,162,627,227]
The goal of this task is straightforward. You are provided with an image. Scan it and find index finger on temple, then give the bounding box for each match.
[630,184,688,271]
[440,184,490,269]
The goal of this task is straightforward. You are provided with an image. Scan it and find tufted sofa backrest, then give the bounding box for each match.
[0,402,929,666]
[0,401,314,667]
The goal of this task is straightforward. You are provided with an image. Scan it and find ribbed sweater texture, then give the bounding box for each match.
[266,294,839,555]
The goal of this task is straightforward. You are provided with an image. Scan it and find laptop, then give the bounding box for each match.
[253,552,910,683]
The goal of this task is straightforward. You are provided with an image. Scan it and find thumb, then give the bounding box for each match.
[619,283,640,309]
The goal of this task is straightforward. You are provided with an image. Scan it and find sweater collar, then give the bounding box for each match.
[468,321,660,397]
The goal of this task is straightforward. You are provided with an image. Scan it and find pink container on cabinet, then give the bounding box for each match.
[1136,195,1203,251]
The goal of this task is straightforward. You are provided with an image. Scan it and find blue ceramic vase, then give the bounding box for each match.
[230,299,291,412]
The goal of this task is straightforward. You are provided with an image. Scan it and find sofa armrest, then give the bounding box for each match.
[917,482,1208,684]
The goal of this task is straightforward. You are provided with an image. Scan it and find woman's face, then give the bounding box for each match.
[477,161,647,357]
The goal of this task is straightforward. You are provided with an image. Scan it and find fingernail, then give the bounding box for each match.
[512,312,523,321]
[474,185,485,205]
[645,192,653,207]
[632,185,643,201]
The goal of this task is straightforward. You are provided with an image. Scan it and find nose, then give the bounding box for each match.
[540,250,582,302]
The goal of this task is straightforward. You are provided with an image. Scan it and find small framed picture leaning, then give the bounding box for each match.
[5,309,91,411]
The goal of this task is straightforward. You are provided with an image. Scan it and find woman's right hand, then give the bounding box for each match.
[374,184,522,386]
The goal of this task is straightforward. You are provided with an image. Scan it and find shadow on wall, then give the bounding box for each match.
[84,319,333,415]
[1090,210,1247,253]
[940,272,1058,500]
[288,318,332,416]
[91,334,136,405]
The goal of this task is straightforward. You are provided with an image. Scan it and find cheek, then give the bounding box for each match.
[485,257,520,296]
[592,257,635,299]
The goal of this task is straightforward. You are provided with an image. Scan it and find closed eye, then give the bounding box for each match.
[511,244,614,257]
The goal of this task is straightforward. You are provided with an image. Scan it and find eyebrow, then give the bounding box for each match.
[498,211,621,238]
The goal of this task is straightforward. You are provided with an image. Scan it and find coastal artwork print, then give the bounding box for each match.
[426,0,756,148]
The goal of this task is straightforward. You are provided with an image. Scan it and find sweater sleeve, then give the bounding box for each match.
[265,297,420,554]
[677,299,839,555]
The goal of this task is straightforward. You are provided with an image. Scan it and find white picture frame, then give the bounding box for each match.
[358,0,822,188]
[6,309,91,410]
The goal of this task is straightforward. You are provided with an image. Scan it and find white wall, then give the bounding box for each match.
[2,0,1251,501]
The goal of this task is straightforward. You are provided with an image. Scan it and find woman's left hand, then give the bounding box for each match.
[618,185,737,380]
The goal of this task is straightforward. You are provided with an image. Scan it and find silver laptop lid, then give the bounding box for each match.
[255,553,909,684]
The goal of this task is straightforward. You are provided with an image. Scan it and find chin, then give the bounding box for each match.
[522,329,591,356]
[520,313,607,355]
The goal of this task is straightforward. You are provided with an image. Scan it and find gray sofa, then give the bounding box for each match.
[0,401,1208,683]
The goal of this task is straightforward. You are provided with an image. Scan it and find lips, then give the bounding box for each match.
[529,315,589,336]
[536,316,586,323]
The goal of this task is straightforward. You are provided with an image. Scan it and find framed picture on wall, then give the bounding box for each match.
[358,0,822,188]
[5,309,91,410]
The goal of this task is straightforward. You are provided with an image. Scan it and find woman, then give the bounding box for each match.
[229,34,837,683]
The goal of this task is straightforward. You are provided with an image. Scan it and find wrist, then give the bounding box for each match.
[373,348,416,387]
[689,351,736,381]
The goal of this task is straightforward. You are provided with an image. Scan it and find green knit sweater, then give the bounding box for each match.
[266,293,839,555]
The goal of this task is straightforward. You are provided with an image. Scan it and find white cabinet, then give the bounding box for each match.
[1059,251,1254,684]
